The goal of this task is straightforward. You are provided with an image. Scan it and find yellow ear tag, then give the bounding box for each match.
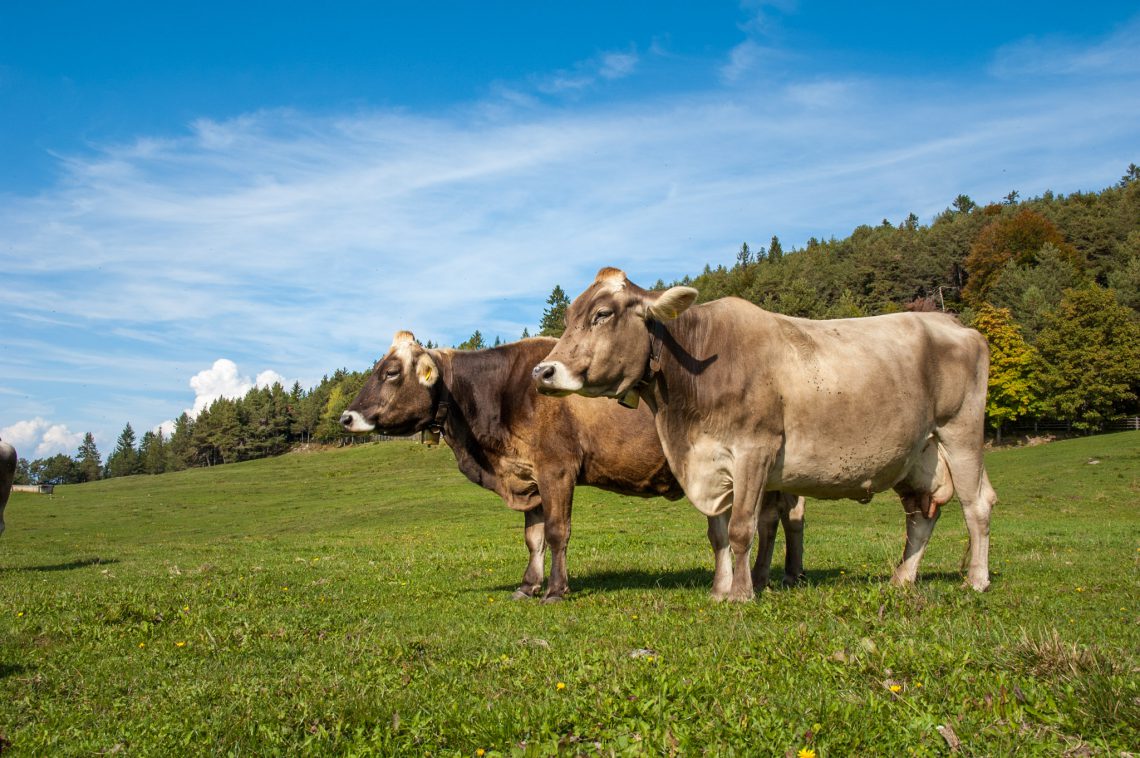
[421,366,433,382]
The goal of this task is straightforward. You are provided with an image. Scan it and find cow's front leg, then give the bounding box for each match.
[513,506,546,599]
[726,456,773,602]
[537,473,575,603]
[707,512,733,600]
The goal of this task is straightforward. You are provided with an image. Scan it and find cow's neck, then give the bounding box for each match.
[637,310,705,415]
[428,348,518,489]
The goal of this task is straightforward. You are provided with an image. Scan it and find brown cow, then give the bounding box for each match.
[534,268,997,601]
[340,332,805,601]
[0,437,16,537]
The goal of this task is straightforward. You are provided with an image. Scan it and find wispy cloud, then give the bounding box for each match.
[534,48,640,94]
[990,16,1140,78]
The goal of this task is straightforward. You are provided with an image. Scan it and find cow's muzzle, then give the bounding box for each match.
[340,410,377,433]
[532,361,582,395]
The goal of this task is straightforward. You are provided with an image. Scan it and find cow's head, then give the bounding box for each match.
[340,331,443,436]
[533,267,697,402]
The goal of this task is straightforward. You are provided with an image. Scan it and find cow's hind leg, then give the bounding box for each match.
[938,433,997,592]
[892,486,940,586]
[779,494,806,587]
[752,491,804,590]
[512,506,546,600]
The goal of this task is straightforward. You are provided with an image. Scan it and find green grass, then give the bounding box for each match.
[2,434,1138,756]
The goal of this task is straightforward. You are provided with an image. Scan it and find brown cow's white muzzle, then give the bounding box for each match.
[340,410,377,433]
[532,361,583,395]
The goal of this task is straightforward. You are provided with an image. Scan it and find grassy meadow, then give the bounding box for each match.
[1,433,1138,756]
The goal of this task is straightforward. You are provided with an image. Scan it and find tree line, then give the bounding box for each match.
[14,371,371,485]
[15,165,1139,483]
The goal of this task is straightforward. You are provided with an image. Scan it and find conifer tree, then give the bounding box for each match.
[75,432,102,482]
[539,285,571,337]
[768,235,783,263]
[457,330,486,350]
[106,423,141,478]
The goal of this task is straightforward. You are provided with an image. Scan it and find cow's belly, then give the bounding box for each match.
[770,433,929,501]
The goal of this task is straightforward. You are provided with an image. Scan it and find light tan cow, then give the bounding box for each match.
[0,437,16,537]
[534,268,997,601]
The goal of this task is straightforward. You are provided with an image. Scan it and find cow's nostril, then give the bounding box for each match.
[538,364,556,382]
[339,411,353,428]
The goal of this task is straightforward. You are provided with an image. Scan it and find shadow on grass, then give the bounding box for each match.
[2,556,119,573]
[479,566,966,595]
[0,663,32,679]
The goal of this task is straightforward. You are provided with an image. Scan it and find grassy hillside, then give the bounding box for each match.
[2,434,1137,755]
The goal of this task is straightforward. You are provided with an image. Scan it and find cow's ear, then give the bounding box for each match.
[416,353,439,387]
[645,286,698,321]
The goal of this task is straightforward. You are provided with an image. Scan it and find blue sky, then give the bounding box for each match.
[2,1,1138,459]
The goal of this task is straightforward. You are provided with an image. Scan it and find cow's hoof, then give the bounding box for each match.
[965,576,990,592]
[782,573,806,589]
[726,590,755,603]
[540,594,565,605]
[890,572,917,587]
[511,589,536,601]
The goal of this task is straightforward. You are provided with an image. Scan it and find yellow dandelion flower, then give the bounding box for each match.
[476,750,485,757]
[647,656,656,663]
[556,681,566,691]
[16,612,24,618]
[176,641,186,647]
[183,606,190,611]
[138,642,146,648]
[1075,587,1084,593]
[889,684,902,693]
[798,748,816,758]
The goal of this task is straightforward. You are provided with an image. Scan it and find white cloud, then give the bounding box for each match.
[1,418,84,458]
[186,360,288,417]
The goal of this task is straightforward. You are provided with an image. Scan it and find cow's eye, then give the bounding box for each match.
[592,308,613,325]
[384,367,401,380]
